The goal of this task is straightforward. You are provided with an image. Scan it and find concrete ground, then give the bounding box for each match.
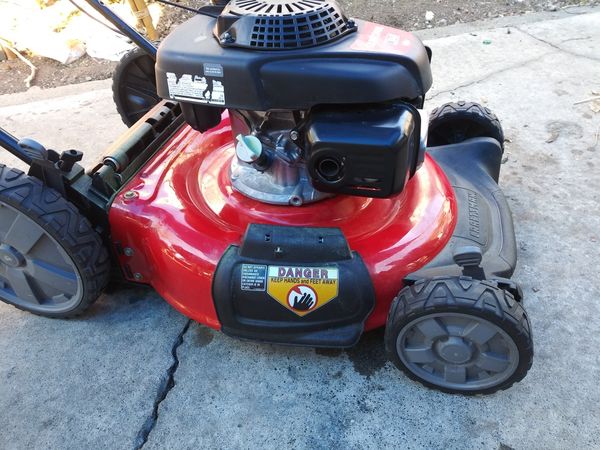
[1,8,599,450]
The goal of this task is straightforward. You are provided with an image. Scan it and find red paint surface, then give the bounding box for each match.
[109,117,457,331]
[350,22,417,53]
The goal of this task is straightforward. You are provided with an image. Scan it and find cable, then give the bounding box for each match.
[67,0,127,36]
[156,1,223,18]
[155,0,199,13]
[67,0,222,39]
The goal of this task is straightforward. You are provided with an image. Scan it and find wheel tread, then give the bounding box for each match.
[112,46,160,127]
[0,164,109,318]
[384,276,533,395]
[428,101,504,149]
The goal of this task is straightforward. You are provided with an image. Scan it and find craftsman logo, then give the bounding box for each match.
[467,191,481,239]
[267,266,339,317]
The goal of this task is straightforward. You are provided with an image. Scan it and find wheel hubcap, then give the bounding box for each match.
[0,244,25,268]
[396,312,519,391]
[435,336,473,364]
[0,202,82,313]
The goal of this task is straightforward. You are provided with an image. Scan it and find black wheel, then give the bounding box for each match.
[112,47,160,127]
[428,101,504,150]
[0,165,110,318]
[384,277,533,395]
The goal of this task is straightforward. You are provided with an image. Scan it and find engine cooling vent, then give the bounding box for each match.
[214,0,356,50]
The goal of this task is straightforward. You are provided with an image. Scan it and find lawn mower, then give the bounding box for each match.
[0,0,533,394]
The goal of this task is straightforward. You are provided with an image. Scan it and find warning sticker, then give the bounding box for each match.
[203,63,224,78]
[266,266,339,317]
[166,72,225,105]
[241,264,267,291]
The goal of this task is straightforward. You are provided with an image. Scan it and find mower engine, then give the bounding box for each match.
[155,0,431,204]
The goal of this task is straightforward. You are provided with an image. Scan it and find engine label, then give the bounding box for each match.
[266,266,339,317]
[203,63,224,78]
[166,72,225,106]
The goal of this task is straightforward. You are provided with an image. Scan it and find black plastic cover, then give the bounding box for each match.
[212,224,375,348]
[156,15,432,112]
[409,137,517,280]
[305,103,420,198]
[214,0,355,50]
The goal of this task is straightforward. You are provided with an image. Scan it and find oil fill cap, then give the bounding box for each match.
[236,134,263,163]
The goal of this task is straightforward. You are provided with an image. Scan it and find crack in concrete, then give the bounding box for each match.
[427,52,550,100]
[133,319,191,450]
[515,27,600,63]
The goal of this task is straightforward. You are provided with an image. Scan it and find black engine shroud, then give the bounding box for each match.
[155,15,432,113]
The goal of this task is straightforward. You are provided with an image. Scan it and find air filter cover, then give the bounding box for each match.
[214,0,356,50]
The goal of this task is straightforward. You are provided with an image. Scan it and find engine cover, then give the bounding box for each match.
[155,14,432,112]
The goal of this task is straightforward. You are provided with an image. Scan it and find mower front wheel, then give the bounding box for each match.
[0,166,110,318]
[428,101,504,150]
[385,277,533,395]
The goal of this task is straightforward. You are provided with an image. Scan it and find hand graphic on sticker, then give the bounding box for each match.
[292,292,315,311]
[287,285,318,312]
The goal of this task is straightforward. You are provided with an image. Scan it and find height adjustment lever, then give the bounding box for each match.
[18,139,85,196]
[453,246,486,280]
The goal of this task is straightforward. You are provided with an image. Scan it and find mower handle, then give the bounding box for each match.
[84,0,157,59]
[0,127,34,165]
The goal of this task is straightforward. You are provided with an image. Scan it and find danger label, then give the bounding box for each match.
[166,72,225,106]
[267,266,339,317]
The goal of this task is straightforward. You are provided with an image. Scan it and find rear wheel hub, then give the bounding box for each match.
[0,244,25,268]
[396,312,520,390]
[0,202,82,311]
[435,336,473,364]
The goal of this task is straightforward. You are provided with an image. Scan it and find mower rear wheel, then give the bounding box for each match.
[0,165,110,318]
[428,101,504,150]
[385,277,533,395]
[112,46,160,127]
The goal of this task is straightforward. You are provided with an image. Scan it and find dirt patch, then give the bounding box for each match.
[343,0,597,30]
[0,54,116,96]
[1,0,598,96]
